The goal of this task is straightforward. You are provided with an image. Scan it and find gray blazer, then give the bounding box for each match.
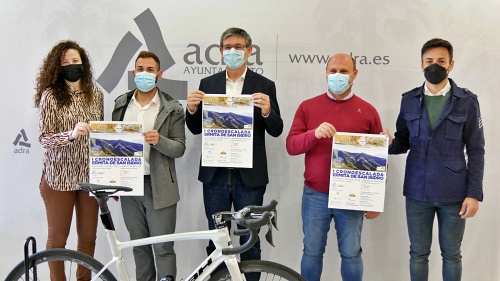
[112,88,186,209]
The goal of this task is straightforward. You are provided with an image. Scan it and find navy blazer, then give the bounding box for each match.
[185,69,283,187]
[389,79,485,202]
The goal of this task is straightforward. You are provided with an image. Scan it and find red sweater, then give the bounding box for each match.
[286,93,383,193]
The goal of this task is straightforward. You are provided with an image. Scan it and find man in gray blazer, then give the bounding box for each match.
[112,51,186,281]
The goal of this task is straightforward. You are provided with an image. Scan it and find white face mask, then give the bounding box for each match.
[223,48,245,69]
[327,73,352,95]
[134,71,157,92]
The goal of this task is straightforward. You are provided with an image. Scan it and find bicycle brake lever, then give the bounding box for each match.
[265,224,275,247]
[271,211,278,230]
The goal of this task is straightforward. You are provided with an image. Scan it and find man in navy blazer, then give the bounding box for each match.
[185,27,283,266]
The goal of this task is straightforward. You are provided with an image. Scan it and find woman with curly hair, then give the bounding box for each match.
[36,40,103,280]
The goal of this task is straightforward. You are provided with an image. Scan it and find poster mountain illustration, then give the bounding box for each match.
[335,150,386,171]
[203,111,252,129]
[90,138,143,157]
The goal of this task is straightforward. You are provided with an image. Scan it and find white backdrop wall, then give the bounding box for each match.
[1,1,499,280]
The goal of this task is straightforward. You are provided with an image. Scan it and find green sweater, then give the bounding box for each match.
[423,91,451,130]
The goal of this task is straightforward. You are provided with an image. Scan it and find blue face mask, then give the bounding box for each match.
[327,73,352,95]
[134,71,157,92]
[223,48,245,69]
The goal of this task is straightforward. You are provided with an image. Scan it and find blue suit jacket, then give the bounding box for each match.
[389,79,485,202]
[185,69,283,187]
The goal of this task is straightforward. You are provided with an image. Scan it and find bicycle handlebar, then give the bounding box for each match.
[240,200,278,213]
[238,199,278,213]
[221,200,278,255]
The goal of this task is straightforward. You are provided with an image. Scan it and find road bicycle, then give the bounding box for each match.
[5,183,305,281]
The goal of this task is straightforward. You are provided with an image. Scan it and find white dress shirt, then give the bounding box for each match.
[123,90,160,175]
[424,80,451,96]
[226,68,248,96]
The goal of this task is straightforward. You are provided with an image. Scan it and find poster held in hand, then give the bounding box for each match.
[328,132,388,212]
[89,121,144,196]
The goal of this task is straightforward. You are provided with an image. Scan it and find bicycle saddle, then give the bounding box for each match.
[76,182,133,194]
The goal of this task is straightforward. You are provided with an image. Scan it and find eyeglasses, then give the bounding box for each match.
[222,44,247,51]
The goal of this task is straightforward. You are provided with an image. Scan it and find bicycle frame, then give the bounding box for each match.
[96,227,244,281]
[92,194,246,281]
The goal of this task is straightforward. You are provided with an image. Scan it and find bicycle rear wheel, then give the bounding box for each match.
[5,248,117,281]
[208,260,305,281]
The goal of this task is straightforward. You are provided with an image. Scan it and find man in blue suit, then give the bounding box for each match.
[386,38,485,281]
[185,27,283,265]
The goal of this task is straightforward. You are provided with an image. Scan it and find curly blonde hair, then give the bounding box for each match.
[35,40,95,108]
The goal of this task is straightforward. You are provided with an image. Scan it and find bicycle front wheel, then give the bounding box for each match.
[5,248,117,281]
[209,260,306,281]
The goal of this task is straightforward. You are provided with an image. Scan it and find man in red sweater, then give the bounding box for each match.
[286,53,383,281]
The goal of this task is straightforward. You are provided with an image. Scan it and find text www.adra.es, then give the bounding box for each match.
[288,53,390,65]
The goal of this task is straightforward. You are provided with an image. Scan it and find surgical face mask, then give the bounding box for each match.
[223,48,245,69]
[134,71,157,92]
[60,64,84,82]
[327,73,352,95]
[424,63,448,84]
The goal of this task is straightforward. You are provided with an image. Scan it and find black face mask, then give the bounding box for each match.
[60,64,84,82]
[424,63,448,85]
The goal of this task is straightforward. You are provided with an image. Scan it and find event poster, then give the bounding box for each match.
[89,121,144,196]
[201,94,254,168]
[328,133,388,212]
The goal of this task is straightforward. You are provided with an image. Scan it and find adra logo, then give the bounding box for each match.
[13,129,31,154]
[97,9,187,100]
[182,44,264,75]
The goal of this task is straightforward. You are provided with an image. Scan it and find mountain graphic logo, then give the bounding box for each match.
[13,129,31,148]
[97,8,187,100]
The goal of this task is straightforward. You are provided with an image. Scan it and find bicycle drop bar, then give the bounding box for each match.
[221,200,278,255]
[222,211,272,255]
[242,199,278,213]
